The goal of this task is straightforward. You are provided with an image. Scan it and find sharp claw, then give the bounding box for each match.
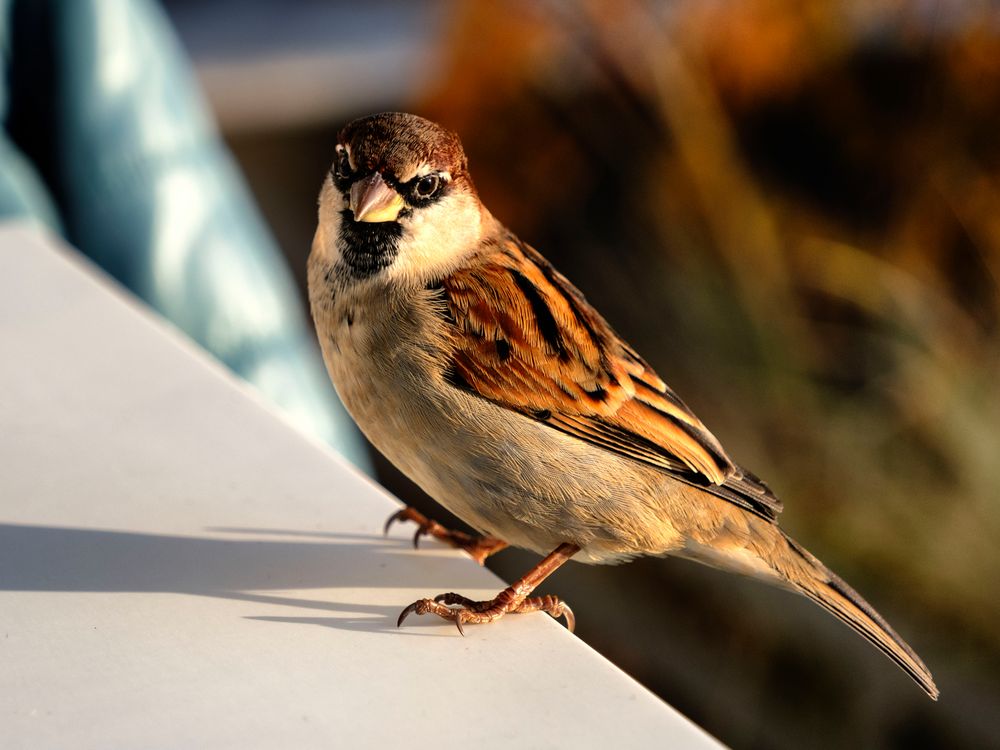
[561,603,576,633]
[397,602,419,628]
[412,528,423,549]
[384,509,405,536]
[454,613,466,636]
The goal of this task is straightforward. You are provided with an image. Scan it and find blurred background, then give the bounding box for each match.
[8,0,1000,746]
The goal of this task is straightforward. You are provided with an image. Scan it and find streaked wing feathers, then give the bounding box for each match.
[439,234,782,521]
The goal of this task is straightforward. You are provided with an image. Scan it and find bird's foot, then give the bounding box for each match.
[383,506,508,565]
[397,590,575,635]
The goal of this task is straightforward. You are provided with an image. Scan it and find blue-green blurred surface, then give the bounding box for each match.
[0,0,367,468]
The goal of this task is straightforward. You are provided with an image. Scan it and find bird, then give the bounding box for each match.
[307,111,938,700]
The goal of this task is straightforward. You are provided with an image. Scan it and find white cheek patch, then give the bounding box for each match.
[313,177,344,265]
[315,175,482,289]
[388,191,482,285]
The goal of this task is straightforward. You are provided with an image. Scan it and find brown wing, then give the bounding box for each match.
[438,233,782,521]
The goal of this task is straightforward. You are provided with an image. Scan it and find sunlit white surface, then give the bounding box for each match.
[0,223,723,749]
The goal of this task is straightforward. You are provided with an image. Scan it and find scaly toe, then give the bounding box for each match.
[396,597,469,631]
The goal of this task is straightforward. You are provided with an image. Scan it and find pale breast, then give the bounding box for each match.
[308,263,459,491]
[307,258,691,562]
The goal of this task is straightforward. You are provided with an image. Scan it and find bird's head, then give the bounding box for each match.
[315,112,489,286]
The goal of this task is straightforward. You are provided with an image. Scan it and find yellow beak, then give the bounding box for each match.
[349,173,405,223]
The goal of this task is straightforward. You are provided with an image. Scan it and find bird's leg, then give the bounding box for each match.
[383,506,508,565]
[397,542,580,633]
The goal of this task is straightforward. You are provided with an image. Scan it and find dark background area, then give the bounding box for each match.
[164,2,1000,747]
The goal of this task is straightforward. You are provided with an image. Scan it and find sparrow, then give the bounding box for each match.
[307,112,937,699]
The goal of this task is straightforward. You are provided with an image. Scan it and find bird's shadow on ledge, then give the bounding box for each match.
[0,522,495,636]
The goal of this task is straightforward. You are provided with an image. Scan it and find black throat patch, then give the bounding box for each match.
[335,209,403,279]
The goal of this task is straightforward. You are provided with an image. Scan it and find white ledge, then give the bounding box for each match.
[0,222,723,749]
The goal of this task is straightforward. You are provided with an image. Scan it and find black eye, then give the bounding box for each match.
[414,174,440,199]
[333,147,352,181]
